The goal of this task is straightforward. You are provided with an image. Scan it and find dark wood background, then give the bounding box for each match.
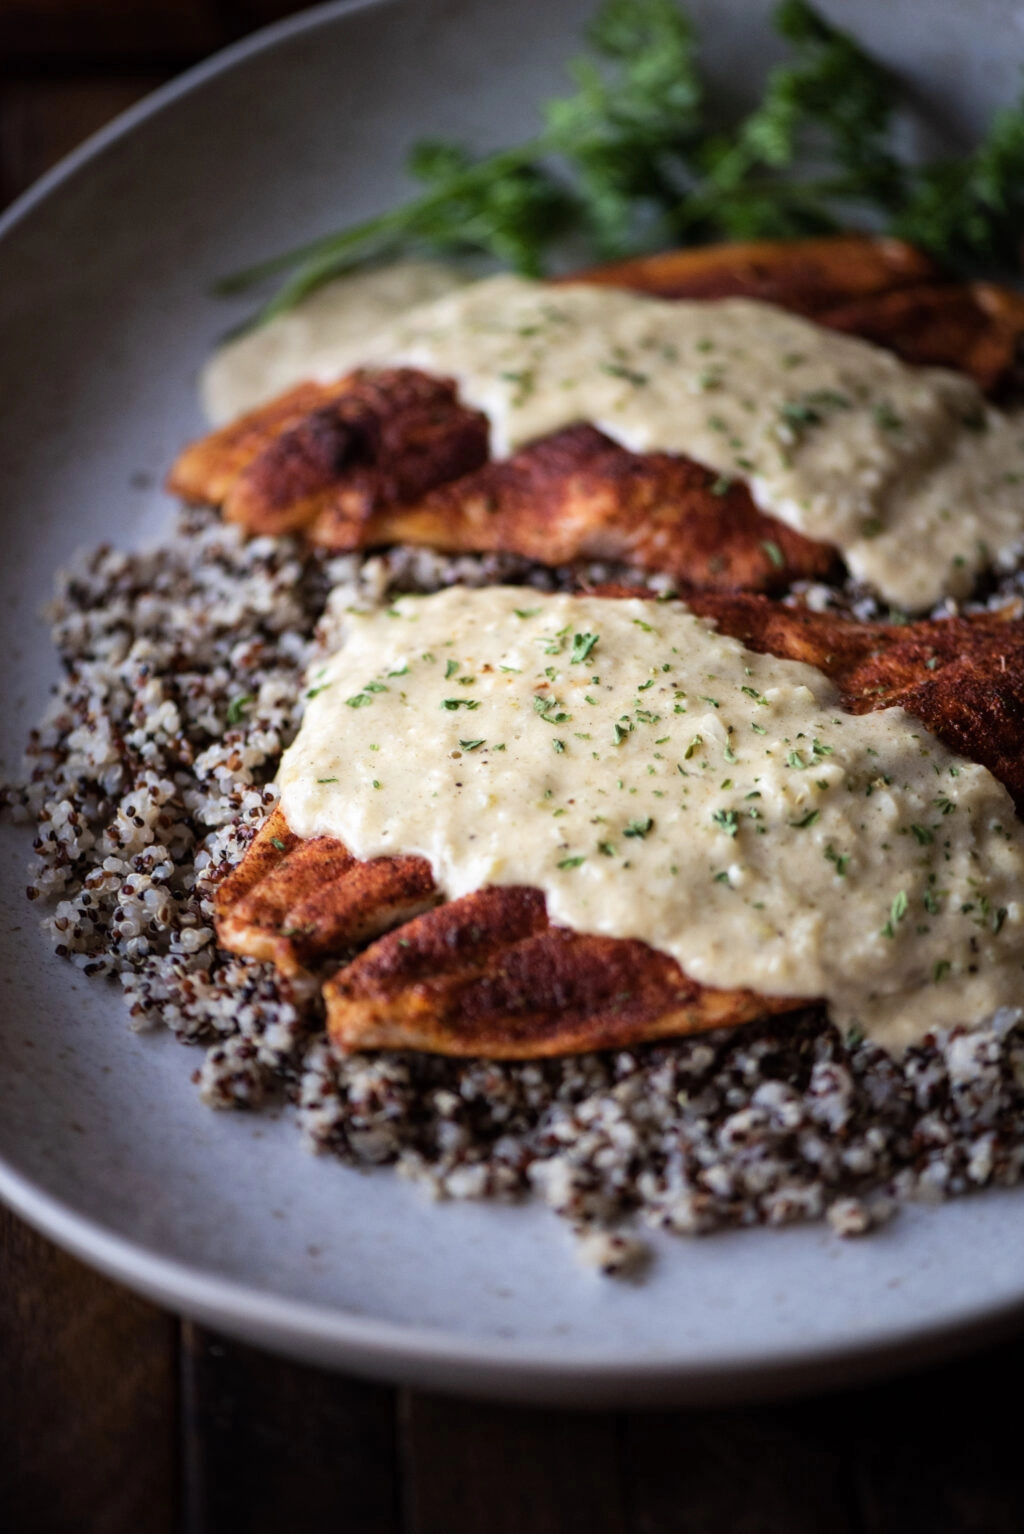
[4,5,1024,1530]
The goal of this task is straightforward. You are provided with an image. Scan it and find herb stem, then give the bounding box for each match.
[215,0,1024,327]
[217,141,546,310]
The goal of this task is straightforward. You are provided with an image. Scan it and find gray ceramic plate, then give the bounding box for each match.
[4,0,1024,1406]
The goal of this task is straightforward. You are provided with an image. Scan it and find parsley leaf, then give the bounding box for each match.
[571,631,601,664]
[222,0,1024,325]
[624,815,654,838]
[534,694,572,724]
[712,808,739,837]
[825,843,849,876]
[897,92,1024,269]
[881,889,909,939]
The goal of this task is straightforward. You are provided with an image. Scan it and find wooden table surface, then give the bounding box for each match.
[4,6,1024,1530]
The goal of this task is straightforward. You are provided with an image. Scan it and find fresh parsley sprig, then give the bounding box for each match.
[542,0,703,254]
[896,99,1024,269]
[680,0,905,242]
[220,0,1024,326]
[218,0,700,319]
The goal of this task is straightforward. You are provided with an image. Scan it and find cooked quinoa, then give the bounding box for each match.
[7,504,1024,1275]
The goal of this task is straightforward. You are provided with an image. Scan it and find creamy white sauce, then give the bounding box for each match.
[205,272,1024,611]
[278,588,1024,1050]
[202,260,470,425]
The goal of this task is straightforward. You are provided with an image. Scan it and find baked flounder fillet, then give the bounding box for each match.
[684,595,1024,814]
[309,423,838,593]
[214,595,1024,1057]
[171,375,837,593]
[568,234,1024,396]
[171,236,1024,593]
[215,808,798,1058]
[169,367,490,536]
[214,805,439,979]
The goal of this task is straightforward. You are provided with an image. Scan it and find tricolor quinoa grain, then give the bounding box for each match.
[7,504,1024,1273]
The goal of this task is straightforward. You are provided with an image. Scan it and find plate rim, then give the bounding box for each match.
[3,0,1024,1404]
[5,1151,1024,1405]
[0,0,386,250]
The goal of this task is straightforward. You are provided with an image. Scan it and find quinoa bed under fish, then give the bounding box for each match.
[7,504,1024,1274]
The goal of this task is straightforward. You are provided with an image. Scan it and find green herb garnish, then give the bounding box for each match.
[881,889,909,939]
[624,815,654,838]
[711,808,739,837]
[824,843,849,876]
[221,0,1024,325]
[534,695,572,723]
[873,401,903,432]
[570,631,601,664]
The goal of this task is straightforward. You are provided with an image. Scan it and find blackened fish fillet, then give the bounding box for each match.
[215,599,1024,1055]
